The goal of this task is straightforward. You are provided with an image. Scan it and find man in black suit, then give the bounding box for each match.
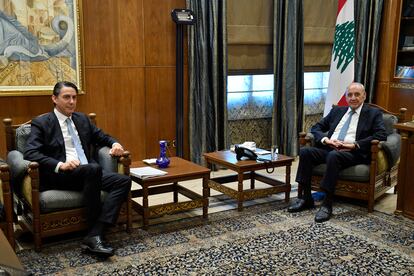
[288,82,387,222]
[24,81,131,257]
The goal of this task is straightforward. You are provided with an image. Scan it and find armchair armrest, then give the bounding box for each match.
[0,163,10,208]
[6,150,39,191]
[97,147,131,175]
[379,133,401,169]
[299,132,315,147]
[6,150,39,207]
[97,147,118,172]
[118,151,131,175]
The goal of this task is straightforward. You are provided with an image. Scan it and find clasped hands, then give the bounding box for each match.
[324,138,356,152]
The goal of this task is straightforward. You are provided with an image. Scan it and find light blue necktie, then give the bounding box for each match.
[337,110,356,141]
[66,118,88,164]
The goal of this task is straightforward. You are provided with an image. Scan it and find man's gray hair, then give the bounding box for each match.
[346,82,365,93]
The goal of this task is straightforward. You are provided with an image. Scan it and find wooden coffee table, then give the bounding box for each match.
[130,157,210,229]
[203,150,294,211]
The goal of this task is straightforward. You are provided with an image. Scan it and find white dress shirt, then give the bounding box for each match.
[54,109,85,172]
[330,105,363,144]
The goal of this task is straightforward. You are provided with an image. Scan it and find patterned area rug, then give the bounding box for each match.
[17,201,414,275]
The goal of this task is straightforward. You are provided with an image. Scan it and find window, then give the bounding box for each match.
[226,72,329,146]
[227,74,273,120]
[303,72,329,116]
[227,72,329,117]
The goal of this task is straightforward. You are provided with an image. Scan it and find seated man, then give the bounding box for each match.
[24,81,131,257]
[288,82,386,222]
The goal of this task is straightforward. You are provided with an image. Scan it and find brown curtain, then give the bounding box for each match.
[228,0,337,72]
[303,0,337,69]
[227,0,273,71]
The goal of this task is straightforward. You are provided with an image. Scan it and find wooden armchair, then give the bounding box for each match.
[298,104,407,212]
[0,160,14,250]
[3,113,132,251]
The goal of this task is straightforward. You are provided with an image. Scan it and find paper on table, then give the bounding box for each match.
[254,148,271,155]
[130,166,167,179]
[143,158,157,165]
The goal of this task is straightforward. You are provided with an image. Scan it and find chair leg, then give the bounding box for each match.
[33,217,42,251]
[6,221,15,250]
[126,192,132,233]
[367,198,374,213]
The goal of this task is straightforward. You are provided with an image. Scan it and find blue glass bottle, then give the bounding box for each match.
[156,140,170,168]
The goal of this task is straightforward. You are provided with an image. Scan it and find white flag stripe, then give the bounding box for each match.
[324,0,355,116]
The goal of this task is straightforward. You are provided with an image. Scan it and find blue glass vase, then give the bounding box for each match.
[156,140,170,168]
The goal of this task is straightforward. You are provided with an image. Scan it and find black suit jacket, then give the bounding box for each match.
[24,112,118,189]
[311,104,387,160]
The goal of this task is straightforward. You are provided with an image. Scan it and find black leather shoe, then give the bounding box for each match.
[287,198,315,213]
[81,235,114,257]
[314,205,332,223]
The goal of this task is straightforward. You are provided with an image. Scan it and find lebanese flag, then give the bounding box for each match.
[324,0,355,116]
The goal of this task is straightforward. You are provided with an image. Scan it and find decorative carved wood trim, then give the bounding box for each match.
[208,180,239,199]
[149,200,203,217]
[41,216,84,231]
[243,187,283,201]
[390,82,414,89]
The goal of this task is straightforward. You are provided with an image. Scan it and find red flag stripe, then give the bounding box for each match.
[337,94,348,106]
[337,0,347,16]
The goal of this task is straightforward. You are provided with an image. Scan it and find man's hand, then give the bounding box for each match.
[335,142,355,152]
[59,160,80,171]
[109,143,124,156]
[325,138,343,149]
[325,138,356,151]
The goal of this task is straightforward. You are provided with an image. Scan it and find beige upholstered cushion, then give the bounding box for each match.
[0,180,3,205]
[22,175,33,207]
[376,150,388,175]
[0,159,7,205]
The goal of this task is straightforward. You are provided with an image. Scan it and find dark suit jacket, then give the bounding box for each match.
[311,104,387,160]
[24,111,118,189]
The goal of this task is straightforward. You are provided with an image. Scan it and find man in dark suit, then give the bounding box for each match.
[288,82,387,222]
[24,81,131,257]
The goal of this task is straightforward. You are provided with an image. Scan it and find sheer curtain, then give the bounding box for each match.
[354,0,384,102]
[272,0,304,156]
[186,0,228,164]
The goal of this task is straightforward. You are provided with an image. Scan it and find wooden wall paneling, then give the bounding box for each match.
[0,96,52,158]
[376,0,398,83]
[374,82,390,110]
[388,87,414,120]
[83,0,145,66]
[83,68,146,160]
[375,0,414,117]
[143,0,186,66]
[145,67,177,158]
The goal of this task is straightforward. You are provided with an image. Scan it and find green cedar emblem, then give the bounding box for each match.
[332,21,355,73]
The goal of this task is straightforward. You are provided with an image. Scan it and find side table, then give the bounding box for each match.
[204,150,294,211]
[130,157,210,229]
